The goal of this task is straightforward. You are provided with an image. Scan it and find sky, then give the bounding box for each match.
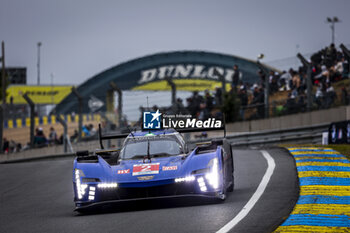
[1,0,350,86]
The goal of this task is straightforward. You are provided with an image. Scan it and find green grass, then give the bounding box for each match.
[280,144,350,160]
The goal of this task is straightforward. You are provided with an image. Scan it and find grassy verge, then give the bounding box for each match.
[280,144,350,160]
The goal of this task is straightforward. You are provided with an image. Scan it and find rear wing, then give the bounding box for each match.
[98,116,226,149]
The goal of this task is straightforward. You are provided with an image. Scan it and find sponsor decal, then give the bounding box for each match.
[162,166,178,171]
[88,95,104,112]
[138,64,235,84]
[117,169,130,174]
[133,163,160,176]
[137,176,154,181]
[6,85,73,104]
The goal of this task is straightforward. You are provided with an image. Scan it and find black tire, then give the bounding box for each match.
[219,176,227,201]
[227,173,234,192]
[226,144,234,192]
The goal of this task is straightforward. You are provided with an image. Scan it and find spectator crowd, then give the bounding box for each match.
[138,43,350,122]
[2,123,98,154]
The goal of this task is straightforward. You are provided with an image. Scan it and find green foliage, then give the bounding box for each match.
[221,90,240,123]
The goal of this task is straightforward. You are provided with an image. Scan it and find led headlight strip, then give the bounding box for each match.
[197,177,207,192]
[205,158,219,189]
[88,186,96,200]
[75,169,87,199]
[175,176,195,183]
[97,183,118,188]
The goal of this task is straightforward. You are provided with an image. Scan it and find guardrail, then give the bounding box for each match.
[189,123,329,147]
[227,123,329,146]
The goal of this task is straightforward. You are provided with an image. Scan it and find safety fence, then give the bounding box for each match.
[4,114,101,129]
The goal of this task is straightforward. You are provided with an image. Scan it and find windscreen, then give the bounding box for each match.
[121,136,183,160]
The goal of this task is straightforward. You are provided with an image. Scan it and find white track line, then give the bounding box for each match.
[217,150,276,233]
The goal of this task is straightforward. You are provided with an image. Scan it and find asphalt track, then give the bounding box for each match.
[0,148,298,233]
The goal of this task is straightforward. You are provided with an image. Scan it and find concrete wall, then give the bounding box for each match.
[0,140,101,163]
[226,105,350,133]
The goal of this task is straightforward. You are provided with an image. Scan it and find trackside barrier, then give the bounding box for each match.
[1,123,330,163]
[228,123,329,146]
[189,123,329,146]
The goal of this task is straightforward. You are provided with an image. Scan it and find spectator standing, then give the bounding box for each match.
[204,90,214,111]
[89,124,97,136]
[71,130,79,143]
[315,83,324,109]
[82,125,90,137]
[238,86,248,120]
[315,65,329,83]
[214,86,222,106]
[292,71,301,91]
[251,87,265,119]
[271,71,279,94]
[334,58,344,76]
[284,93,297,114]
[279,70,291,91]
[325,83,336,108]
[9,140,16,153]
[3,138,9,153]
[198,103,209,120]
[49,127,58,145]
[191,91,203,115]
[34,128,47,147]
[231,65,241,91]
[325,43,337,67]
[258,70,266,87]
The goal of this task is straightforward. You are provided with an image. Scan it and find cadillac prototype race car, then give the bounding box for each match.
[73,126,234,211]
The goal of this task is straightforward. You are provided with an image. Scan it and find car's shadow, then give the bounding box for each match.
[74,197,223,216]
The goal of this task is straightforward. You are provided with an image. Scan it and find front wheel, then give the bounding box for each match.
[227,172,234,192]
[218,192,226,201]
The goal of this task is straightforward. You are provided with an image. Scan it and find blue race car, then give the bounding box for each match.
[73,127,234,211]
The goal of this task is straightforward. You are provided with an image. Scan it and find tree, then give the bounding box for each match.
[221,90,240,123]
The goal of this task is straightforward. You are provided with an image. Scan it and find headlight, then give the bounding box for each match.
[75,169,87,199]
[97,183,118,188]
[197,176,207,192]
[205,158,219,189]
[175,176,195,183]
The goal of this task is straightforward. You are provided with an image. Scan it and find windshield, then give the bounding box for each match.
[121,136,183,160]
